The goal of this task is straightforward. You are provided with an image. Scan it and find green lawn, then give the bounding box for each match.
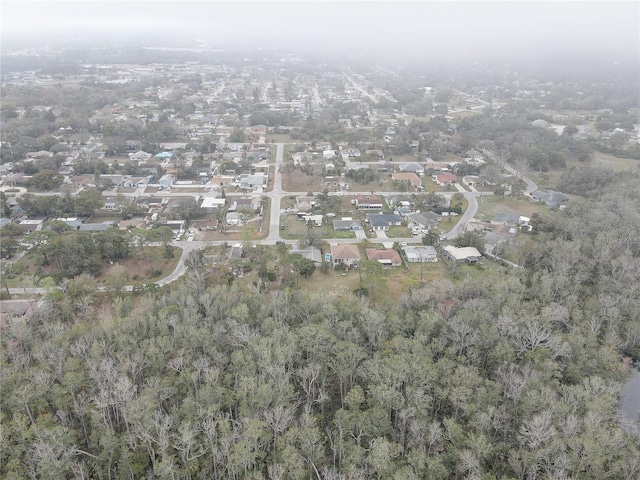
[475,195,549,222]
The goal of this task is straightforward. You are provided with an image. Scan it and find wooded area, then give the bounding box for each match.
[2,170,640,479]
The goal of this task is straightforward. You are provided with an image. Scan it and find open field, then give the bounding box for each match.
[592,150,640,171]
[474,195,549,222]
[526,150,639,192]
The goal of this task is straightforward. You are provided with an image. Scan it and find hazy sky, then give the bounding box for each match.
[1,1,638,61]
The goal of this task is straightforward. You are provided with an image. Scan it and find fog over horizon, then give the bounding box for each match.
[1,1,639,65]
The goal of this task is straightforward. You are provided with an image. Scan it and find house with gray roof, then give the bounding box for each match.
[366,212,402,231]
[333,219,363,231]
[290,245,323,266]
[531,190,570,207]
[403,245,438,263]
[405,212,438,232]
[400,162,425,176]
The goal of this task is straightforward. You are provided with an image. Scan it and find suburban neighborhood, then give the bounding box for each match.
[1,2,640,480]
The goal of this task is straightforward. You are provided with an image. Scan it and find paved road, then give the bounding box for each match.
[265,143,285,242]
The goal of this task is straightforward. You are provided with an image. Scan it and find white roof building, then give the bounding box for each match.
[201,197,226,209]
[443,245,482,263]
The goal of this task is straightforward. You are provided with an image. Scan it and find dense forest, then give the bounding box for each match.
[2,168,640,479]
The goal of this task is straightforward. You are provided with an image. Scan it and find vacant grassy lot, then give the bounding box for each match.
[474,195,549,222]
[279,214,356,240]
[592,150,639,171]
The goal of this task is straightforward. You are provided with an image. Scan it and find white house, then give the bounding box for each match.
[201,197,226,210]
[129,150,152,161]
[323,149,336,159]
[238,173,267,191]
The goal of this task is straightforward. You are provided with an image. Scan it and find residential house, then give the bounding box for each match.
[162,220,186,238]
[246,151,268,162]
[400,163,425,176]
[126,140,141,151]
[79,222,114,233]
[55,217,84,230]
[99,174,125,187]
[161,143,187,152]
[27,150,53,159]
[330,243,361,269]
[201,197,226,210]
[158,174,175,188]
[248,124,267,136]
[405,212,438,232]
[227,143,245,152]
[323,149,336,159]
[365,149,384,160]
[403,245,438,263]
[227,243,244,262]
[208,175,235,189]
[463,175,483,187]
[292,151,313,166]
[366,212,402,231]
[234,197,261,212]
[443,245,482,264]
[354,194,384,210]
[425,162,454,173]
[432,173,457,186]
[138,163,161,175]
[531,189,570,207]
[17,218,44,234]
[366,248,402,267]
[290,245,323,266]
[387,195,414,209]
[226,212,243,226]
[340,148,361,160]
[333,219,363,231]
[491,213,521,226]
[304,214,324,227]
[136,196,164,211]
[324,176,350,189]
[71,175,96,189]
[129,150,152,161]
[296,195,316,212]
[421,211,442,222]
[392,172,423,191]
[238,173,267,191]
[103,197,122,211]
[124,175,154,189]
